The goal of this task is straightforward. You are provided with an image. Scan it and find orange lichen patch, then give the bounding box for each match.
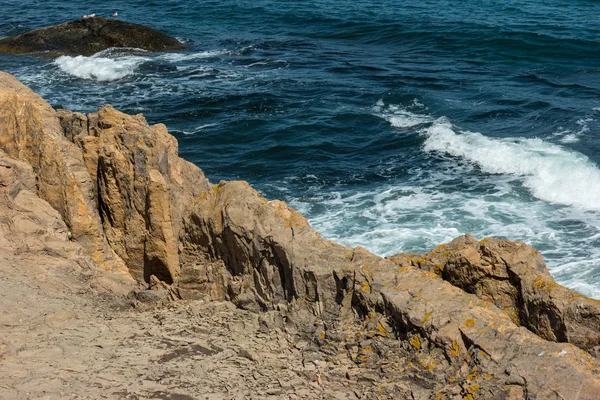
[198,191,208,201]
[432,243,447,252]
[136,139,145,146]
[532,276,558,291]
[359,280,371,293]
[410,334,421,350]
[466,372,478,381]
[390,256,400,264]
[503,306,520,325]
[450,340,461,357]
[411,257,427,267]
[433,391,448,400]
[417,356,437,371]
[479,238,490,244]
[213,183,223,194]
[466,384,481,397]
[395,266,409,273]
[319,331,326,339]
[422,312,434,324]
[463,318,475,328]
[375,323,391,338]
[393,286,400,292]
[345,249,354,261]
[362,346,373,353]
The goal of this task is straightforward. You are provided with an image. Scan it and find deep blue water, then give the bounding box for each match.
[1,0,600,297]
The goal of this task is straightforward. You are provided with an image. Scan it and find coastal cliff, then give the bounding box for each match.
[1,71,600,399]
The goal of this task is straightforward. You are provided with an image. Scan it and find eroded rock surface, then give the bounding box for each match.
[0,16,184,56]
[2,70,600,399]
[389,234,600,351]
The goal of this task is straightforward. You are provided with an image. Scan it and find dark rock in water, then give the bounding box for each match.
[0,16,185,56]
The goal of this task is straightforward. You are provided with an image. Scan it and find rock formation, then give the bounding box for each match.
[2,70,600,399]
[389,235,600,352]
[0,17,184,56]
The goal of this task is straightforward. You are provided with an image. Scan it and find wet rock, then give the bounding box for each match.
[0,17,184,56]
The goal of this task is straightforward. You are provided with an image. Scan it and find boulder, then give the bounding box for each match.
[0,16,184,56]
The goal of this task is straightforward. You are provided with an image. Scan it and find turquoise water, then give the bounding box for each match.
[1,0,600,297]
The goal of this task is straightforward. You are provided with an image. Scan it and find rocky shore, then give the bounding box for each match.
[1,70,599,399]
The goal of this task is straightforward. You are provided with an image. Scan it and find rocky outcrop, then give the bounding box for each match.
[0,72,129,275]
[0,17,184,56]
[2,70,600,398]
[389,234,600,352]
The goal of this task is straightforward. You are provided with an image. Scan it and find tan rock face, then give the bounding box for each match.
[59,104,211,283]
[0,72,127,276]
[2,70,600,398]
[397,234,600,351]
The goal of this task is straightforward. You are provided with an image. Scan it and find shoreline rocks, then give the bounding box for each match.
[2,70,600,398]
[0,17,184,56]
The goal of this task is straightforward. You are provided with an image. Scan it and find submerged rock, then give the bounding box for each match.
[0,16,184,56]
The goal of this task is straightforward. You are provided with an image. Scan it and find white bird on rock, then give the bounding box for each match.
[112,12,118,18]
[82,13,96,19]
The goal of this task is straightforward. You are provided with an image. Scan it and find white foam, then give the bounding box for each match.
[422,118,600,211]
[55,53,149,81]
[195,123,219,131]
[559,133,580,144]
[555,117,593,144]
[160,50,230,62]
[373,100,433,128]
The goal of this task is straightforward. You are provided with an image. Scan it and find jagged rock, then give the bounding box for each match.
[0,72,129,276]
[60,104,211,283]
[393,234,600,351]
[0,149,134,298]
[0,17,184,56]
[2,70,600,398]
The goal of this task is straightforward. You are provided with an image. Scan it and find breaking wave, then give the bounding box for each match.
[423,118,600,212]
[55,51,150,81]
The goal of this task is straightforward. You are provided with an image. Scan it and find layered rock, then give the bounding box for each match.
[2,70,600,398]
[389,234,600,352]
[0,17,184,56]
[0,72,128,275]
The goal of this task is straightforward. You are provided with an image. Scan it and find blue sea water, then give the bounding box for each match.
[1,0,600,297]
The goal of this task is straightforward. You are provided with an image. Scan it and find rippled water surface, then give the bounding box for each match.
[1,0,600,296]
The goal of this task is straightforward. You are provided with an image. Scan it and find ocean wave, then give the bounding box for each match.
[373,100,433,128]
[422,118,600,211]
[159,50,232,62]
[55,52,150,81]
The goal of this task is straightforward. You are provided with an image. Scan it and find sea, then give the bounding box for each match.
[1,0,599,298]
